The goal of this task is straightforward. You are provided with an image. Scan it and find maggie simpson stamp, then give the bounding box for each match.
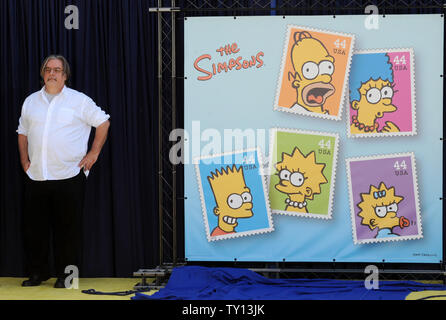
[346,153,422,245]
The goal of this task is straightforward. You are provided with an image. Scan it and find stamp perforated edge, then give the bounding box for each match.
[346,48,417,138]
[267,127,339,220]
[345,152,423,245]
[273,24,356,121]
[194,147,275,242]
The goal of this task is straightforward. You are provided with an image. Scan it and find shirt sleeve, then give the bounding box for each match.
[81,96,110,128]
[17,100,29,135]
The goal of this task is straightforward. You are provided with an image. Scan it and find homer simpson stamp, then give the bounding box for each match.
[267,128,339,219]
[274,25,355,121]
[348,49,416,138]
[346,153,422,245]
[195,148,274,242]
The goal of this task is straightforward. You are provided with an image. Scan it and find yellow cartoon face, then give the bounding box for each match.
[289,31,335,113]
[207,165,253,233]
[351,79,397,124]
[274,147,327,206]
[358,182,404,231]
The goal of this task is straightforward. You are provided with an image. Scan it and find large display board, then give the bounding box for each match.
[183,14,444,263]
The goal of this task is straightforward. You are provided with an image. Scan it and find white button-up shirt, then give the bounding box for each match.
[17,86,110,181]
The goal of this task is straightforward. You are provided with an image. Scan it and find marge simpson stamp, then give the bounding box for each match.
[346,153,422,244]
[195,148,273,242]
[348,49,416,138]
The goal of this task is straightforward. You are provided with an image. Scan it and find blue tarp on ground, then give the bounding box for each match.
[131,266,446,300]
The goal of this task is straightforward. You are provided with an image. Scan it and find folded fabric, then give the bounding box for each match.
[132,266,446,300]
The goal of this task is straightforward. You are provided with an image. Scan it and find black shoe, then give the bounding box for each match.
[21,275,50,287]
[54,277,67,288]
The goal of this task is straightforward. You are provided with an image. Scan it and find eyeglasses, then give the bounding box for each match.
[44,67,64,74]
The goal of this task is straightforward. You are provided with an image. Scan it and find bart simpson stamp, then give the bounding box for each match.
[195,148,274,242]
[268,128,339,219]
[274,25,355,121]
[346,153,422,245]
[348,49,416,138]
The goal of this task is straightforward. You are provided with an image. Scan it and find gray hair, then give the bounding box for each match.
[40,54,71,84]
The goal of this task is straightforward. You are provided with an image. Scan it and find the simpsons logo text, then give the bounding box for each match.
[193,43,264,81]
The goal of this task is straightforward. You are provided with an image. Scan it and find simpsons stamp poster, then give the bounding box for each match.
[347,49,416,138]
[274,25,355,120]
[195,148,274,242]
[346,153,422,245]
[268,128,339,219]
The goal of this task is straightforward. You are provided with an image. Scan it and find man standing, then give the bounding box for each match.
[17,55,110,288]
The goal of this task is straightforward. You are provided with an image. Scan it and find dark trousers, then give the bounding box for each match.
[23,171,86,279]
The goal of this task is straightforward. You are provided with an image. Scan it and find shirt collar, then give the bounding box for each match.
[41,85,66,96]
[40,85,67,103]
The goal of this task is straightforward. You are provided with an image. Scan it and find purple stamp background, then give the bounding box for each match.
[349,156,419,241]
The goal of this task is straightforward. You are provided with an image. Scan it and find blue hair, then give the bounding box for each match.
[349,53,393,102]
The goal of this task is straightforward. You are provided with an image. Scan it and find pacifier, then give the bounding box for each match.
[399,216,410,228]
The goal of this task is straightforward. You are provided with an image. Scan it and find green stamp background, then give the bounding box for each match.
[269,131,336,215]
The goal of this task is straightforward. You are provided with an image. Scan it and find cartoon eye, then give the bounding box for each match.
[290,172,305,187]
[381,86,393,99]
[241,192,252,203]
[374,206,387,218]
[319,61,334,76]
[365,88,381,104]
[301,62,319,80]
[386,203,398,212]
[279,169,291,181]
[227,194,243,209]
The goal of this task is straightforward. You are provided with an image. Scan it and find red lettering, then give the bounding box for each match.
[235,56,243,70]
[216,47,225,56]
[216,43,240,56]
[249,56,256,67]
[194,49,264,80]
[256,52,264,68]
[225,45,231,55]
[231,43,240,54]
[228,58,237,70]
[194,54,213,81]
[217,62,229,73]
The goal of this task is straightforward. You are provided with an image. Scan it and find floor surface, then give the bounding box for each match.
[0,277,157,300]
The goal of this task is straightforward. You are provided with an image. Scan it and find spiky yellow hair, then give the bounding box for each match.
[275,147,327,199]
[207,165,247,205]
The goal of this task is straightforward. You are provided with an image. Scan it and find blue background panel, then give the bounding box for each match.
[184,14,444,263]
